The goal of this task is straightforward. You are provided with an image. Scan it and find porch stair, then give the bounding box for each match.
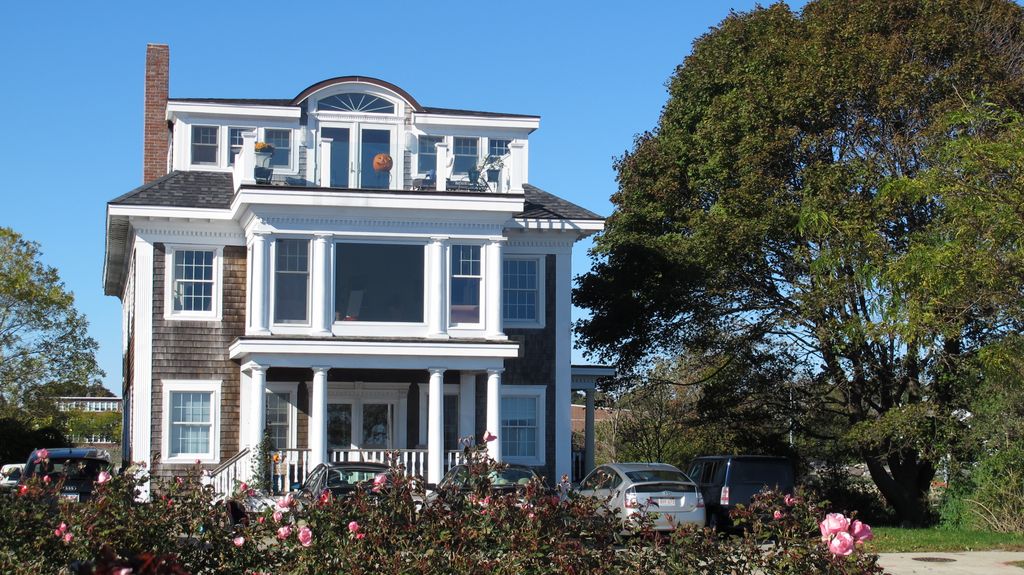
[204,447,250,496]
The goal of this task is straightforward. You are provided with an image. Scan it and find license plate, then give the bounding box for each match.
[656,497,676,507]
[60,493,79,502]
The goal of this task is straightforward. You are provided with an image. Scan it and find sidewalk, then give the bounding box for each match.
[879,552,1024,574]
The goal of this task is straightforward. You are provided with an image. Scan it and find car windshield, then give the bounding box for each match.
[625,469,690,483]
[325,468,382,488]
[489,468,535,486]
[29,458,110,480]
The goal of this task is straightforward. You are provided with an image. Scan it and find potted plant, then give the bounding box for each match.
[254,142,275,183]
[470,154,504,190]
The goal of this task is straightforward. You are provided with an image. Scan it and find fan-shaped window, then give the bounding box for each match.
[318,93,395,114]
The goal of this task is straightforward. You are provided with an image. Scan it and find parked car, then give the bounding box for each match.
[225,461,391,525]
[575,462,705,532]
[426,463,541,507]
[21,448,113,503]
[687,455,794,530]
[1,463,25,491]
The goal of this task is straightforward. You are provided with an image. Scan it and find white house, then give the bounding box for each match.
[103,44,605,493]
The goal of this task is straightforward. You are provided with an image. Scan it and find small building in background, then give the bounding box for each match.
[56,397,123,466]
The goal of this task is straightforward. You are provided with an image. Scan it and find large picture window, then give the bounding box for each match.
[334,243,424,323]
[274,239,309,324]
[451,245,481,324]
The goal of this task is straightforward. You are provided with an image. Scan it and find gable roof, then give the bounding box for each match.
[109,172,602,221]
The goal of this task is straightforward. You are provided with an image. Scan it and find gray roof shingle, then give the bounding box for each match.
[110,172,603,221]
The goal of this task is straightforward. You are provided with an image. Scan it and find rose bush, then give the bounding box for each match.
[0,445,888,574]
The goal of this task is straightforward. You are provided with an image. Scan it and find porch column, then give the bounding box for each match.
[309,366,329,469]
[486,368,503,462]
[584,388,596,476]
[484,239,505,339]
[248,363,267,449]
[248,231,270,335]
[459,372,476,443]
[311,234,332,335]
[427,368,446,484]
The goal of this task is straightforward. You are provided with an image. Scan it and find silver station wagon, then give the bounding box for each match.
[576,462,705,531]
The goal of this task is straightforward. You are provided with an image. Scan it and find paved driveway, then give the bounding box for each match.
[878,552,1024,574]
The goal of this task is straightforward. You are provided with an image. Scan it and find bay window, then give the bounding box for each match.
[450,245,481,324]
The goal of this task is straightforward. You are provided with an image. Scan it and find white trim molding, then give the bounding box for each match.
[160,379,222,465]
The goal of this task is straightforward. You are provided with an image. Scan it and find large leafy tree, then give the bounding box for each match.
[0,227,105,424]
[575,0,1024,525]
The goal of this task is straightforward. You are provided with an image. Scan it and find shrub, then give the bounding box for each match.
[0,445,886,574]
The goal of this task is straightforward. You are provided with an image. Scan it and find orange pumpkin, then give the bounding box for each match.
[372,153,393,172]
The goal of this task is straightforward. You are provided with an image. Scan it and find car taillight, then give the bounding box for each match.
[696,493,705,508]
[624,489,639,508]
[720,486,730,506]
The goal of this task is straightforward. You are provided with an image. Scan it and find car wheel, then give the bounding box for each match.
[708,510,721,531]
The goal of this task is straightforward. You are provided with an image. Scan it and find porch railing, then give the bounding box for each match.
[205,447,250,496]
[271,449,312,494]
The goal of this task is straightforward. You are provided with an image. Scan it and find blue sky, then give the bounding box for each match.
[0,0,781,393]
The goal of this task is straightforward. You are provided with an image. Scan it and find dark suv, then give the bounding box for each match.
[21,448,113,503]
[687,455,794,530]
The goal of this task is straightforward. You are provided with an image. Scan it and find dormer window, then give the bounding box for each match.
[191,126,219,166]
[453,137,478,175]
[318,93,395,114]
[265,129,292,169]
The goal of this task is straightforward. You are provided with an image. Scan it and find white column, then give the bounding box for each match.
[486,368,503,462]
[311,234,332,335]
[427,368,446,484]
[248,232,270,335]
[309,366,329,469]
[484,239,505,339]
[319,138,333,187]
[459,372,476,443]
[585,388,596,476]
[554,248,572,482]
[249,364,267,448]
[508,141,526,194]
[426,237,448,338]
[435,142,449,191]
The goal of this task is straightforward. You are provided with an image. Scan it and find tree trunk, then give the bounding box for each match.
[863,449,935,526]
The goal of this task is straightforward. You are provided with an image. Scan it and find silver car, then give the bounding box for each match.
[576,462,705,531]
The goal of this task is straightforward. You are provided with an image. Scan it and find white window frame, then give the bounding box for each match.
[270,237,312,327]
[163,245,223,321]
[265,382,298,450]
[448,243,484,328]
[228,126,256,166]
[415,134,444,176]
[161,379,221,464]
[501,385,546,467]
[263,127,294,171]
[190,125,220,167]
[502,255,545,328]
[452,136,480,175]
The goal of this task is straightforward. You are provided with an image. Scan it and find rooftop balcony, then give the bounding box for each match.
[231,131,526,196]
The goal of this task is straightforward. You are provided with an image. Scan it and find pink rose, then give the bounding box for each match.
[257,516,265,524]
[54,529,63,537]
[62,532,73,543]
[175,476,184,486]
[298,526,313,547]
[273,511,283,523]
[819,513,850,540]
[233,536,244,547]
[784,494,798,507]
[96,471,112,484]
[43,475,51,485]
[356,532,365,540]
[276,525,292,540]
[850,520,873,542]
[348,521,360,533]
[275,493,294,512]
[239,482,248,492]
[483,431,497,442]
[372,473,387,492]
[828,531,855,556]
[773,510,783,520]
[17,485,28,496]
[36,449,49,462]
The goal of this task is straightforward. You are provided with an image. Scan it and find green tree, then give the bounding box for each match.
[0,227,104,424]
[575,0,1024,525]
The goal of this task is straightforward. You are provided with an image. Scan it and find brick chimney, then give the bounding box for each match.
[143,44,170,183]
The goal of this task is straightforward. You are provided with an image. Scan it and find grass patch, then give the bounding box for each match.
[866,528,1024,553]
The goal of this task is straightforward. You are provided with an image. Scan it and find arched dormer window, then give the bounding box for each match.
[317,93,395,114]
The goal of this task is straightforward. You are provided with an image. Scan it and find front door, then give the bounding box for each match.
[327,401,397,450]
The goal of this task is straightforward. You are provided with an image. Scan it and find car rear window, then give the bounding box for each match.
[490,468,535,486]
[326,469,382,488]
[729,460,792,485]
[28,458,110,480]
[625,469,691,483]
